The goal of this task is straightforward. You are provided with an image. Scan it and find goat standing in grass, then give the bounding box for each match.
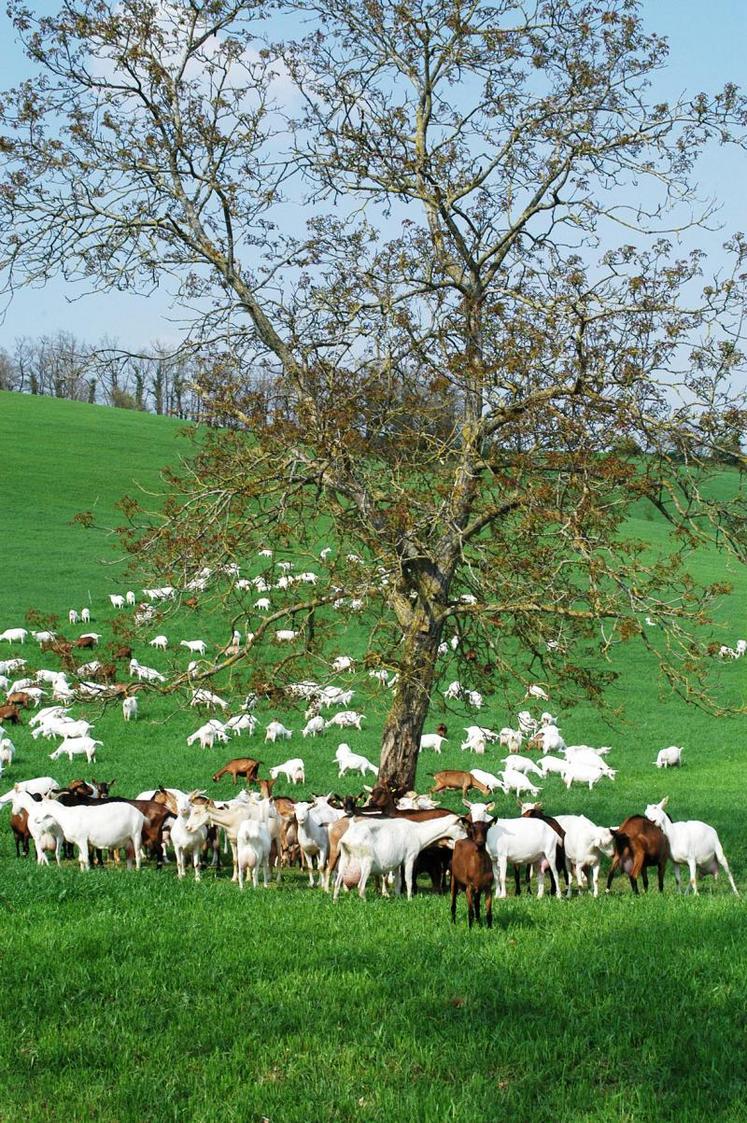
[645,798,738,895]
[450,819,494,928]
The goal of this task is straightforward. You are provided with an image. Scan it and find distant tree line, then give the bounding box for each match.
[0,331,280,425]
[0,330,741,464]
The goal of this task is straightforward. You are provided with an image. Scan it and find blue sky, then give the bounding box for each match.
[0,1,745,354]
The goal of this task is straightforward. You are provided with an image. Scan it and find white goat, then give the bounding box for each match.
[294,801,331,887]
[654,745,683,768]
[265,721,293,743]
[562,762,616,790]
[499,727,523,754]
[302,716,326,738]
[33,718,93,741]
[334,743,378,778]
[334,815,466,900]
[224,713,257,736]
[181,639,207,655]
[0,629,27,644]
[526,684,549,701]
[500,754,543,778]
[557,818,614,897]
[325,710,365,731]
[538,755,567,777]
[237,819,272,888]
[122,697,138,722]
[469,768,505,793]
[11,788,64,865]
[32,630,56,645]
[419,734,447,753]
[486,817,562,899]
[129,660,166,684]
[0,776,60,805]
[499,769,541,797]
[269,758,305,784]
[531,724,566,753]
[170,795,208,881]
[186,723,229,750]
[150,635,169,650]
[645,798,738,895]
[38,796,146,871]
[516,711,539,735]
[190,689,229,710]
[49,736,102,764]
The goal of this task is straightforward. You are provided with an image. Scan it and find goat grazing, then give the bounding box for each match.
[654,746,683,768]
[334,743,378,778]
[269,758,305,785]
[212,757,262,785]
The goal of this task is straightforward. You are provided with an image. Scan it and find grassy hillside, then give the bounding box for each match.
[0,391,188,616]
[0,391,746,1123]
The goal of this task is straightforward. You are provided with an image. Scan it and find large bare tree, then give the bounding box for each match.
[1,0,746,785]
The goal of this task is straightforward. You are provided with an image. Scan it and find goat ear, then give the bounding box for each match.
[660,796,669,809]
[486,802,495,812]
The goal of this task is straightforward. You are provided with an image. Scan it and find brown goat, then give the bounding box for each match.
[112,646,133,661]
[450,819,494,928]
[86,662,117,683]
[606,815,670,895]
[272,795,296,818]
[258,778,276,799]
[10,807,31,857]
[431,770,491,798]
[74,635,96,649]
[212,757,262,785]
[6,692,32,709]
[67,778,116,799]
[0,704,22,725]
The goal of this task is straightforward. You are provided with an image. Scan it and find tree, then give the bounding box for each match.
[1,0,746,786]
[9,332,92,400]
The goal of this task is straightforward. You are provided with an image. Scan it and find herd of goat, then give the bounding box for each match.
[0,557,742,926]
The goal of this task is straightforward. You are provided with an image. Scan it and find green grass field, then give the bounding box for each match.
[0,390,745,1123]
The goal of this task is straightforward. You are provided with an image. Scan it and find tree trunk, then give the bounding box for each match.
[378,609,445,790]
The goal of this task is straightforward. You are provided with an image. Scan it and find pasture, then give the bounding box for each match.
[0,390,746,1123]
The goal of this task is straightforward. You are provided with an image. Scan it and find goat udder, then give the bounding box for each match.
[343,861,362,888]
